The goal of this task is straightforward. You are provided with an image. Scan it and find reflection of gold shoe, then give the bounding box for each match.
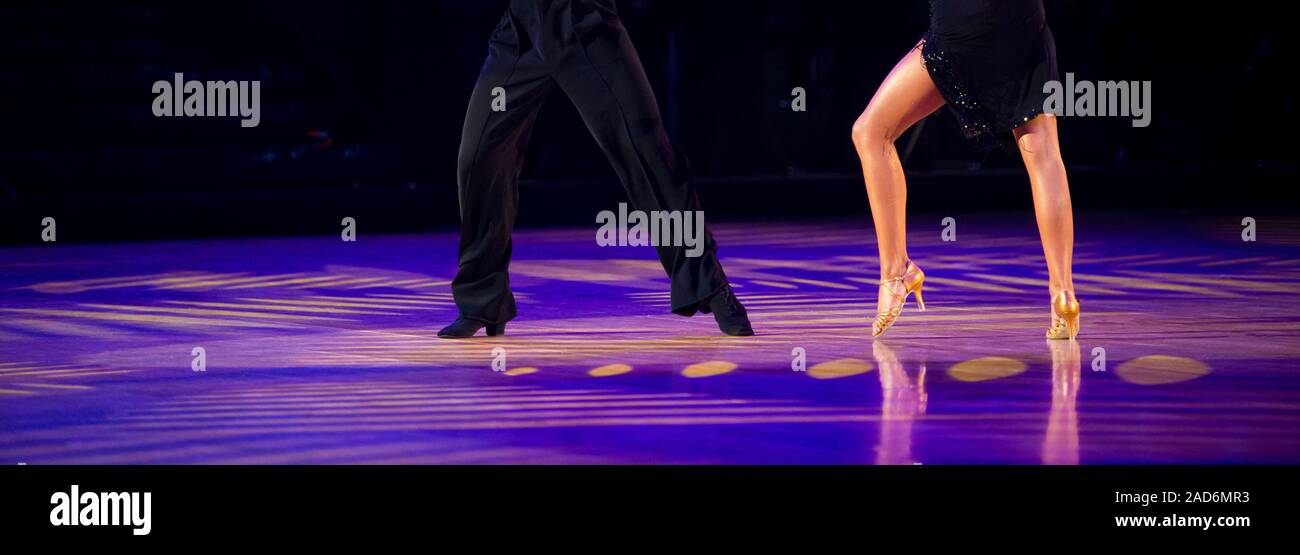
[872,261,926,338]
[1044,338,1081,465]
[872,341,927,465]
[1046,290,1080,340]
[872,341,928,414]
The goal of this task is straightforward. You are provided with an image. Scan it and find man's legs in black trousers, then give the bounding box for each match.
[441,0,751,338]
[555,3,729,317]
[447,7,554,330]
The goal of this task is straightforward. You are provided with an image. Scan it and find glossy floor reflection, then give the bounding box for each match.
[2,217,1299,463]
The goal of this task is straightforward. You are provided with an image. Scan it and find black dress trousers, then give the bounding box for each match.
[452,0,728,324]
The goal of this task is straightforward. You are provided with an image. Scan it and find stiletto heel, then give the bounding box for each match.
[1046,290,1080,340]
[486,323,505,337]
[872,261,926,337]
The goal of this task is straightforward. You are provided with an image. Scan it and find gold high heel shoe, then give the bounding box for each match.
[1046,290,1081,340]
[872,261,926,337]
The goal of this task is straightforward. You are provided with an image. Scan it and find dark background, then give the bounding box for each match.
[0,1,1294,243]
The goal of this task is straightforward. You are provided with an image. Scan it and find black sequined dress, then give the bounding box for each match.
[920,0,1059,149]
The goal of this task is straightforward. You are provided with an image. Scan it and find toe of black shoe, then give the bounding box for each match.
[437,319,482,338]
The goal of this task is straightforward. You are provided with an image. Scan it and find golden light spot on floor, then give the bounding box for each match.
[807,358,874,380]
[503,367,539,376]
[682,361,737,378]
[1116,356,1210,385]
[948,357,1028,382]
[588,363,633,377]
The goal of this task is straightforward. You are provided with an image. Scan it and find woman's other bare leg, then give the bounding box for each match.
[851,46,946,319]
[1013,114,1075,300]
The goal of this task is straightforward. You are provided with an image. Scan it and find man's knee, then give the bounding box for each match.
[457,143,491,187]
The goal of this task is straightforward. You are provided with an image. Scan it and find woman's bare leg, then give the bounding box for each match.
[851,46,946,318]
[1012,114,1075,300]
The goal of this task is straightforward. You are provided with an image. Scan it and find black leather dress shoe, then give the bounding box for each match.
[706,285,754,336]
[437,317,505,338]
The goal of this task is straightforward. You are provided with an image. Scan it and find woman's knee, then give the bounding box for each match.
[1017,115,1065,167]
[1017,130,1062,171]
[852,104,899,149]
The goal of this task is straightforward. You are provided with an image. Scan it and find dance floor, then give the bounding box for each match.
[2,216,1299,464]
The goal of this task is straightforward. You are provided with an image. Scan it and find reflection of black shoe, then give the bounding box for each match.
[437,317,505,339]
[707,285,754,336]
